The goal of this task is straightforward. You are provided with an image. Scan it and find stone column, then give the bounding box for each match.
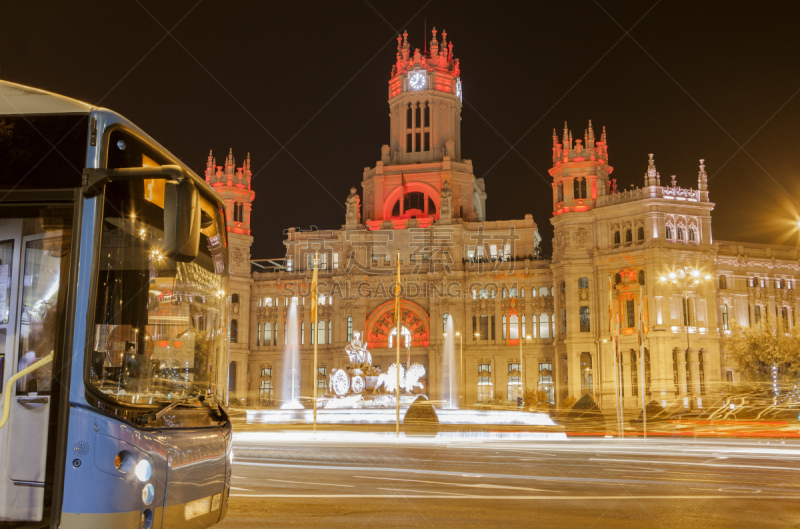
[568,349,581,400]
[676,349,688,397]
[622,351,633,408]
[688,347,701,408]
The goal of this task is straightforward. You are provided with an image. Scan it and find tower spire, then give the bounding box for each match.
[698,158,708,191]
[587,119,595,147]
[645,153,660,186]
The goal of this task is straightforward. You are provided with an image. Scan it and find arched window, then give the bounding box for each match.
[264,297,272,307]
[689,228,696,242]
[573,177,587,199]
[477,364,493,403]
[613,231,621,247]
[232,293,239,304]
[231,319,238,343]
[520,287,525,298]
[388,326,412,348]
[424,101,430,127]
[726,371,733,382]
[539,286,549,297]
[626,229,633,244]
[722,304,729,331]
[677,227,684,240]
[510,287,518,298]
[637,227,645,243]
[490,288,497,299]
[556,182,563,203]
[666,226,672,239]
[501,288,508,299]
[427,197,436,214]
[507,363,522,402]
[406,104,413,153]
[754,305,762,325]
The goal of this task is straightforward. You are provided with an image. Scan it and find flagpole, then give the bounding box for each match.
[312,251,319,434]
[395,250,401,438]
[639,285,647,440]
[609,276,620,438]
[616,313,624,439]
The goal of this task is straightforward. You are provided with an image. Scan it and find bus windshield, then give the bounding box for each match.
[89,175,229,409]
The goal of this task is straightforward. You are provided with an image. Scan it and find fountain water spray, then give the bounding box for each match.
[281,300,304,409]
[442,315,457,409]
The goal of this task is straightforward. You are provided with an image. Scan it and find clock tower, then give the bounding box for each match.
[387,28,463,164]
[360,28,486,225]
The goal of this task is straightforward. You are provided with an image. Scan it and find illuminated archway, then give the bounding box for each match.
[366,299,430,348]
[382,181,441,221]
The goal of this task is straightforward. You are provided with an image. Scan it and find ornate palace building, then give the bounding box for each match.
[210,29,800,414]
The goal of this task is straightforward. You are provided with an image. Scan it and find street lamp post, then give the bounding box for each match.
[660,266,711,411]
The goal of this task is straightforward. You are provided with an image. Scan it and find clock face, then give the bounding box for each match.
[408,71,426,91]
[456,78,462,101]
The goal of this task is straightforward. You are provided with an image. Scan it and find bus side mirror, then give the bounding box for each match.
[164,178,200,262]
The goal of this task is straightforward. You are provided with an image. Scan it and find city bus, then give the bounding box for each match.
[0,80,232,528]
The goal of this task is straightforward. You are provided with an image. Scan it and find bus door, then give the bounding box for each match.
[0,213,73,522]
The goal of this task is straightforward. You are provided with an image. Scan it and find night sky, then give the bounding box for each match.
[3,2,800,259]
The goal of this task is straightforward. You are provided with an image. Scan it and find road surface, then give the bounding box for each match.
[220,433,800,528]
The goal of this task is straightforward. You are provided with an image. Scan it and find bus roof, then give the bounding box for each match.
[0,80,94,115]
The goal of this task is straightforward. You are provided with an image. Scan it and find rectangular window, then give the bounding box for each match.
[257,323,261,346]
[264,322,272,346]
[284,322,287,345]
[627,299,635,328]
[473,315,477,339]
[502,315,507,340]
[333,253,339,269]
[480,315,489,340]
[328,321,332,344]
[539,314,550,339]
[317,320,326,345]
[491,315,496,340]
[424,132,430,151]
[580,306,591,332]
[415,132,421,152]
[561,308,566,334]
[578,277,589,289]
[521,315,526,338]
[406,133,412,153]
[347,317,353,341]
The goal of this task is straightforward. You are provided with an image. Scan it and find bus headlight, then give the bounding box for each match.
[136,460,152,482]
[142,483,155,505]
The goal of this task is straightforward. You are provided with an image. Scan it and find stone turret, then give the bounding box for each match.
[549,120,613,215]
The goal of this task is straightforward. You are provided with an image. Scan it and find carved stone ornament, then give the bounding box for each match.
[574,229,590,249]
[534,296,554,311]
[232,247,246,267]
[472,299,495,314]
[256,307,278,321]
[232,303,240,315]
[578,289,589,301]
[555,231,569,253]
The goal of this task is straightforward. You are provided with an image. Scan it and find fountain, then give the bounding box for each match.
[280,299,304,409]
[442,315,457,409]
[248,329,566,440]
[317,331,426,409]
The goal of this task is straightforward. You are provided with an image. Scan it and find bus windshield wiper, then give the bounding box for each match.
[135,397,202,426]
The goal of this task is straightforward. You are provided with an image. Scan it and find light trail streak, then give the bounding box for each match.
[353,475,557,492]
[233,461,800,494]
[229,494,800,500]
